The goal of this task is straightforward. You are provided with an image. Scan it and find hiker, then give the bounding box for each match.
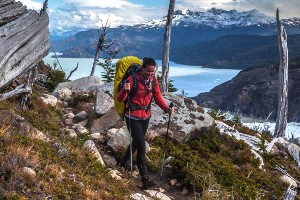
[117,57,174,189]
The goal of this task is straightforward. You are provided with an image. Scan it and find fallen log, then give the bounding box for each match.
[0,0,50,90]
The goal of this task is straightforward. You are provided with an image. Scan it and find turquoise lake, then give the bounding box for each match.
[43,53,240,97]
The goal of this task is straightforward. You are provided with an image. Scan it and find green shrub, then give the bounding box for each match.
[47,70,66,92]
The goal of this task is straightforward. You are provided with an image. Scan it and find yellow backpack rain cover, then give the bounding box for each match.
[113,56,142,117]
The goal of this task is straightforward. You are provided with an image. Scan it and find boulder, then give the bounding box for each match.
[53,76,104,94]
[107,126,150,154]
[103,154,117,167]
[99,82,114,96]
[94,87,114,116]
[53,88,72,101]
[72,124,88,134]
[84,140,105,167]
[90,132,106,143]
[145,190,171,200]
[150,93,214,143]
[40,94,58,106]
[91,108,123,134]
[74,111,88,122]
[292,137,300,147]
[107,126,130,153]
[130,193,153,200]
[0,0,50,89]
[280,175,297,187]
[287,143,300,168]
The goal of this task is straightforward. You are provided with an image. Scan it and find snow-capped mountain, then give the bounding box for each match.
[134,8,299,29]
[51,8,300,67]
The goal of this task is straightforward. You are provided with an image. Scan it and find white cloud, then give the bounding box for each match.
[18,0,42,10]
[49,1,168,31]
[177,0,300,18]
[47,0,299,32]
[64,0,143,9]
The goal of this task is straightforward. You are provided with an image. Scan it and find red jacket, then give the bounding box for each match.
[117,73,169,119]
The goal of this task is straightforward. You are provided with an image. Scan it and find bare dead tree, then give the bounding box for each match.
[67,62,79,81]
[90,17,110,76]
[20,66,37,109]
[161,0,176,92]
[53,52,63,71]
[40,0,48,15]
[0,84,32,101]
[274,8,289,138]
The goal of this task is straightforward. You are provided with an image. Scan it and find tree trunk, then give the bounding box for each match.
[90,19,110,76]
[0,84,31,101]
[274,9,288,138]
[161,0,175,92]
[20,66,36,109]
[0,0,50,90]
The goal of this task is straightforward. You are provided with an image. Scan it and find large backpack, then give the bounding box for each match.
[113,56,143,117]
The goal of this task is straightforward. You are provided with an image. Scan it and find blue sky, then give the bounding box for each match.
[20,0,300,32]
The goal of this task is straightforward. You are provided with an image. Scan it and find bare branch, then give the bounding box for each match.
[0,84,32,101]
[67,62,79,81]
[40,0,48,15]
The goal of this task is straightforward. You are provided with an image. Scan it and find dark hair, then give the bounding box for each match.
[142,57,156,68]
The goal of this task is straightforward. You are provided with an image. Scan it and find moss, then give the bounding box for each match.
[147,127,292,199]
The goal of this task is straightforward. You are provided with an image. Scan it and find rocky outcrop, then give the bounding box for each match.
[0,0,50,89]
[53,76,104,94]
[193,63,300,122]
[94,87,114,116]
[150,93,215,143]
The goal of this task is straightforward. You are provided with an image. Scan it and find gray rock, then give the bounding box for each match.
[79,119,89,127]
[64,118,73,125]
[53,76,104,94]
[94,87,114,116]
[53,143,68,156]
[84,140,105,167]
[103,154,117,167]
[91,108,123,134]
[150,93,214,143]
[109,169,122,180]
[145,190,171,200]
[74,111,88,122]
[72,124,88,134]
[90,132,106,143]
[22,167,36,180]
[292,137,300,147]
[53,88,72,101]
[280,175,297,187]
[130,193,153,200]
[107,128,119,139]
[63,128,77,138]
[40,94,58,106]
[66,112,75,119]
[107,126,130,153]
[99,82,114,96]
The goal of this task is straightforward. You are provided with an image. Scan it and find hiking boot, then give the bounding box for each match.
[141,175,156,189]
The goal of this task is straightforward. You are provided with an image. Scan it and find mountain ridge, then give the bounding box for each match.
[50,8,300,69]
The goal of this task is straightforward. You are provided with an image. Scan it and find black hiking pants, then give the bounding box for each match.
[121,117,150,178]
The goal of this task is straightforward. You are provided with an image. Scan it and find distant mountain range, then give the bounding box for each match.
[50,8,300,69]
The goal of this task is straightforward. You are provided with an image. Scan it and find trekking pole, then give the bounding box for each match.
[127,80,133,173]
[160,102,174,180]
